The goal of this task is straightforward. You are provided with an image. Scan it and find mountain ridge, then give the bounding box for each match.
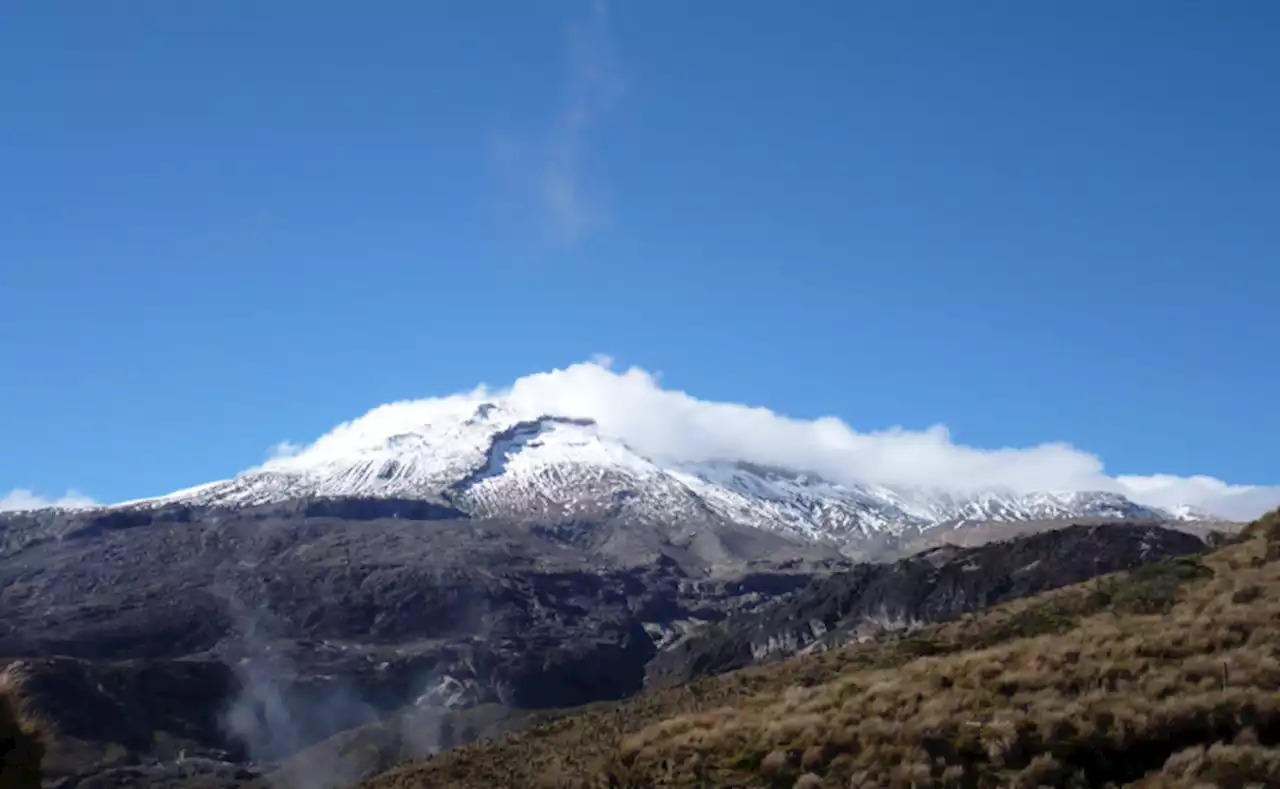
[23,401,1215,553]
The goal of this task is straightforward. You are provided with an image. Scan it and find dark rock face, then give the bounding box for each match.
[297,498,464,521]
[1,657,242,774]
[646,523,1208,686]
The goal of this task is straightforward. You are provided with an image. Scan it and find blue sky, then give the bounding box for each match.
[2,1,1277,509]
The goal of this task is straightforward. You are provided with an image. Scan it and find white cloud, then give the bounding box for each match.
[270,358,1279,522]
[267,441,302,461]
[0,488,97,513]
[501,361,1111,493]
[1113,475,1277,522]
[491,0,623,245]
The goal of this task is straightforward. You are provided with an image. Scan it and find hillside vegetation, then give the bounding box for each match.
[0,686,43,789]
[359,509,1280,789]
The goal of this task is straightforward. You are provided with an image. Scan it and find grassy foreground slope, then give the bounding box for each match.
[361,510,1280,789]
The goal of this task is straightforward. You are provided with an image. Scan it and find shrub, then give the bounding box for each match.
[0,690,43,789]
[1089,555,1214,615]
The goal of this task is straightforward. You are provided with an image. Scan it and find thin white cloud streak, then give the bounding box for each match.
[267,441,302,461]
[544,0,622,242]
[273,359,1280,522]
[0,488,97,513]
[492,0,623,245]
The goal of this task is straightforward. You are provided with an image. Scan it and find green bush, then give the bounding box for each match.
[971,603,1082,648]
[1090,556,1214,616]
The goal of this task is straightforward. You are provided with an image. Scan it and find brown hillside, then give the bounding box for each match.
[357,509,1280,789]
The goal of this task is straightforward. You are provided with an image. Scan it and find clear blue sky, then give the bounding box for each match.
[2,1,1277,504]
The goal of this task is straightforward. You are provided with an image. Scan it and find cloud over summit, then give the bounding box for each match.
[275,359,1278,522]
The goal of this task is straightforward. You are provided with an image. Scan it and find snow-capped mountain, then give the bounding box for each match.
[116,399,1203,549]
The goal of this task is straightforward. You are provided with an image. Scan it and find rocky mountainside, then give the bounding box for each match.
[645,523,1208,687]
[0,497,1217,788]
[350,513,1280,789]
[0,500,844,787]
[255,523,1210,789]
[92,399,1203,555]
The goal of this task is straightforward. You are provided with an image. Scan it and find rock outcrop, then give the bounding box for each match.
[646,523,1208,686]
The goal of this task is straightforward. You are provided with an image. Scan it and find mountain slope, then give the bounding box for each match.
[352,511,1280,789]
[0,495,851,787]
[645,523,1208,686]
[245,523,1212,789]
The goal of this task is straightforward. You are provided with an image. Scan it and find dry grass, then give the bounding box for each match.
[0,685,44,789]
[358,510,1280,789]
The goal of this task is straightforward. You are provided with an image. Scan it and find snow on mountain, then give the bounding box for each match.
[912,489,1171,526]
[110,397,1208,548]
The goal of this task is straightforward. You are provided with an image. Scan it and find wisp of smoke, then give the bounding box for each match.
[209,563,498,788]
[213,586,379,789]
